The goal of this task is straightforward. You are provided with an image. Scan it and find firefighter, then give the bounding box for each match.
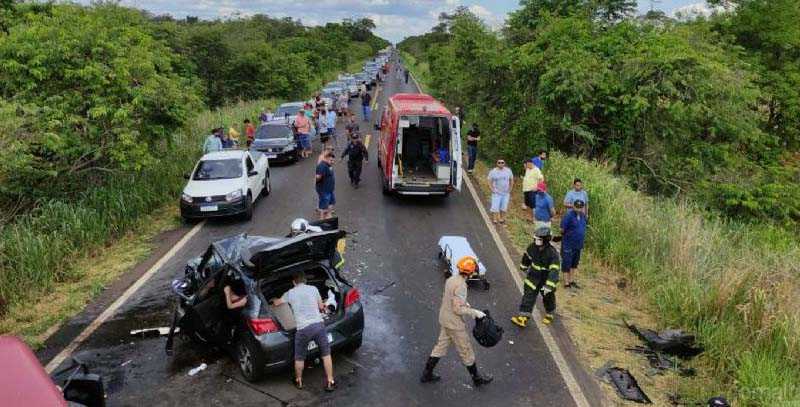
[421,256,493,387]
[511,227,561,327]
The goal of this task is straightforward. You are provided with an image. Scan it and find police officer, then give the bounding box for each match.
[421,256,493,386]
[511,227,561,327]
[341,133,369,188]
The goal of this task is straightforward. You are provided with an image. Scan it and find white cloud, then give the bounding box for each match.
[468,4,503,30]
[671,1,733,20]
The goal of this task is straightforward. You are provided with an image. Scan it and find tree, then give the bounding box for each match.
[592,0,637,23]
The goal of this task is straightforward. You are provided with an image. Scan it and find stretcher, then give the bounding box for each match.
[437,236,490,290]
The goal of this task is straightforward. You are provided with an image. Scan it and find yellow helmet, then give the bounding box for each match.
[456,256,478,276]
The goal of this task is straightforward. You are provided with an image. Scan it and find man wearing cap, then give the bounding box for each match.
[533,181,555,230]
[560,199,588,289]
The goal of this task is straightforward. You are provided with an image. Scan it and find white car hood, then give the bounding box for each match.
[184,178,242,197]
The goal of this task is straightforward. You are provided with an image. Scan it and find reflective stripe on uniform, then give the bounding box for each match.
[545,280,557,288]
[524,278,537,290]
[531,264,546,271]
[549,264,560,270]
[335,257,345,269]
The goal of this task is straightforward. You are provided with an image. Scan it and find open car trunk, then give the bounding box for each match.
[398,115,452,183]
[261,266,343,332]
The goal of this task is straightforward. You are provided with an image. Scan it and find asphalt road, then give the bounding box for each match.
[39,56,590,407]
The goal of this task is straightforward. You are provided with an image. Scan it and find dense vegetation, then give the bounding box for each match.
[400,2,800,404]
[399,1,800,228]
[0,2,387,317]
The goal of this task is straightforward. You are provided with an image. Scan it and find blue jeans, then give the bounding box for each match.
[362,105,371,122]
[467,145,477,170]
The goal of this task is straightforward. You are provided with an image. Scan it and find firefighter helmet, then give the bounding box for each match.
[456,256,478,276]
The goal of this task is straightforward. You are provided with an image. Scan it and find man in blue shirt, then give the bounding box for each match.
[531,150,547,171]
[315,153,336,220]
[560,200,588,289]
[564,178,589,218]
[533,181,555,230]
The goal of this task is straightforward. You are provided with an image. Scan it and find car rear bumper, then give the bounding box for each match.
[255,305,364,373]
[180,199,247,219]
[394,183,452,196]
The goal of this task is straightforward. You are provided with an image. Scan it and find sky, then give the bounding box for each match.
[75,0,709,43]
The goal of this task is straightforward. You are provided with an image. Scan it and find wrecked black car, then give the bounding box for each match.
[166,222,364,382]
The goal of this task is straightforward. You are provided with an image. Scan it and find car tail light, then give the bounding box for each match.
[247,318,279,335]
[344,288,360,309]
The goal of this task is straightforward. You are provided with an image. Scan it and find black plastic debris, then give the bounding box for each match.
[627,346,696,377]
[597,364,652,404]
[626,321,703,358]
[473,309,503,348]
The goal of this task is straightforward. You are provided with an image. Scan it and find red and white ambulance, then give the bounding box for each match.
[377,93,463,196]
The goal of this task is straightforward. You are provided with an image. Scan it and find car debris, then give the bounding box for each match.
[625,321,703,357]
[597,363,652,404]
[130,327,176,338]
[188,363,207,376]
[627,346,696,377]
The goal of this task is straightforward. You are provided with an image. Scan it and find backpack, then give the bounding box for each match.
[473,309,503,348]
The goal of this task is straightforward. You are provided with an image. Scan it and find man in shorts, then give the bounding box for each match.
[315,152,336,220]
[487,159,513,224]
[270,271,336,392]
[294,110,312,158]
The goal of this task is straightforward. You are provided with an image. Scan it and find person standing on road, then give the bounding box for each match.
[327,107,338,148]
[345,115,360,137]
[341,134,368,188]
[318,109,330,146]
[466,123,480,173]
[203,128,223,153]
[531,149,547,171]
[337,92,349,117]
[270,271,336,392]
[533,181,555,229]
[511,227,561,327]
[244,119,255,148]
[404,68,409,84]
[563,178,589,218]
[315,152,336,220]
[421,257,493,387]
[487,159,513,225]
[560,200,587,290]
[521,160,544,220]
[361,91,372,123]
[294,110,312,159]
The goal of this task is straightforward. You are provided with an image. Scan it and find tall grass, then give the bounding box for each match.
[0,99,276,318]
[546,153,800,405]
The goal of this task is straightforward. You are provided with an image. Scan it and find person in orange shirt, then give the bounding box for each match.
[244,119,255,148]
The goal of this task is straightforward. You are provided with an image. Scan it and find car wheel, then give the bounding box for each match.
[243,193,253,221]
[342,333,363,355]
[236,334,266,382]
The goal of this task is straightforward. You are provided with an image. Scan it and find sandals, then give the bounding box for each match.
[324,380,337,392]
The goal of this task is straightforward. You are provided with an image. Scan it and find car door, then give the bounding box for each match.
[450,116,463,191]
[183,249,233,344]
[245,155,261,199]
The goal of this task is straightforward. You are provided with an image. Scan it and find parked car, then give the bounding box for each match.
[251,121,298,164]
[166,219,364,382]
[275,102,304,123]
[0,336,105,407]
[180,150,271,221]
[377,93,463,196]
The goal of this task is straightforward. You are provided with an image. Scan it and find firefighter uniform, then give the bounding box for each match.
[515,241,561,322]
[430,274,481,365]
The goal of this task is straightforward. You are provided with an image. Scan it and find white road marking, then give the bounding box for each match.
[45,220,206,373]
[406,69,591,407]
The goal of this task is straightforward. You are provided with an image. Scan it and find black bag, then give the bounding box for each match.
[472,309,503,348]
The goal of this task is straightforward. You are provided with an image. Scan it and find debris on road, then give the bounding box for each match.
[188,363,207,376]
[626,321,703,357]
[627,346,696,376]
[120,360,132,367]
[373,280,396,294]
[130,327,177,337]
[597,363,652,404]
